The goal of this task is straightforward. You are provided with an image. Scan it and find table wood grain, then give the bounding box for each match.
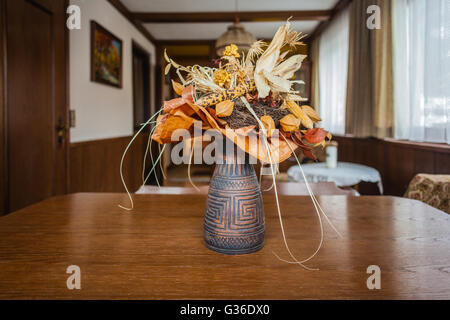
[0,193,449,299]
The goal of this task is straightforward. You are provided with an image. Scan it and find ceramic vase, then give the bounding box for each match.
[204,161,265,255]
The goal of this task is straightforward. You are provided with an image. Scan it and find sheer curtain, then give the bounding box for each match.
[393,0,450,143]
[318,8,350,135]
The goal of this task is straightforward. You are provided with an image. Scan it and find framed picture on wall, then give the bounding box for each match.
[90,21,122,88]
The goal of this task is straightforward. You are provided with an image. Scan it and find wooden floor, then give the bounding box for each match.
[0,193,449,299]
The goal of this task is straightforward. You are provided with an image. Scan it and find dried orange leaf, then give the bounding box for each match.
[235,125,256,136]
[189,102,220,129]
[169,103,196,117]
[219,128,298,163]
[163,85,195,113]
[187,102,208,123]
[216,100,234,117]
[206,107,227,126]
[304,128,329,144]
[171,80,184,95]
[260,115,275,137]
[280,114,300,132]
[159,114,195,143]
[163,97,184,113]
[181,85,195,103]
[156,114,167,124]
[301,105,321,122]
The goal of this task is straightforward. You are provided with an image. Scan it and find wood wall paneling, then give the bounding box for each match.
[333,136,450,196]
[69,134,161,193]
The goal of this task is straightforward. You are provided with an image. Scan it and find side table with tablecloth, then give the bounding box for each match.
[287,162,383,194]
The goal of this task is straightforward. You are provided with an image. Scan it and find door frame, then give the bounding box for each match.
[131,40,151,132]
[131,40,163,185]
[0,0,69,215]
[0,0,7,215]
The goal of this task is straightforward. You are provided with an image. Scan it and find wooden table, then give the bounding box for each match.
[0,193,449,299]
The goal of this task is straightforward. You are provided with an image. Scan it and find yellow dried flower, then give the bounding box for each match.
[213,69,232,88]
[223,44,240,58]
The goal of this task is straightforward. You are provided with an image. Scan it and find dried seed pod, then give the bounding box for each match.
[260,115,276,137]
[196,80,256,108]
[171,80,184,95]
[280,114,301,132]
[285,100,313,128]
[164,63,171,75]
[215,100,234,117]
[301,105,321,122]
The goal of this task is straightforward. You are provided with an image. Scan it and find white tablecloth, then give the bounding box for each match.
[287,162,383,194]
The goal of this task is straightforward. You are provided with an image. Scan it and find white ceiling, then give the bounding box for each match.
[144,21,320,40]
[120,0,339,40]
[121,0,339,12]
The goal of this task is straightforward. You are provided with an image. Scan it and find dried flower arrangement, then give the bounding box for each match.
[120,21,341,270]
[153,23,331,162]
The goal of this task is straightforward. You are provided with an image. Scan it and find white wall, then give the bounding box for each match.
[69,0,156,142]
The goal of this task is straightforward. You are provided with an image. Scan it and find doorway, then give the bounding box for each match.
[132,41,151,132]
[0,0,68,214]
[132,41,161,185]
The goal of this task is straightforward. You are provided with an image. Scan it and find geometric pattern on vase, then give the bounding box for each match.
[204,232,265,255]
[204,163,265,255]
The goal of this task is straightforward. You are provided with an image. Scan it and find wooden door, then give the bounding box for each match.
[2,0,67,213]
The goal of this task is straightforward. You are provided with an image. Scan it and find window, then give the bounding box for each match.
[393,0,450,144]
[318,8,350,135]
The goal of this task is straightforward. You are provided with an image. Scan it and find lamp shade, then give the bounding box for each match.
[215,23,257,57]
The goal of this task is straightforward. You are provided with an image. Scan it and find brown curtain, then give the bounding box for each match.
[310,37,321,114]
[345,0,393,138]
